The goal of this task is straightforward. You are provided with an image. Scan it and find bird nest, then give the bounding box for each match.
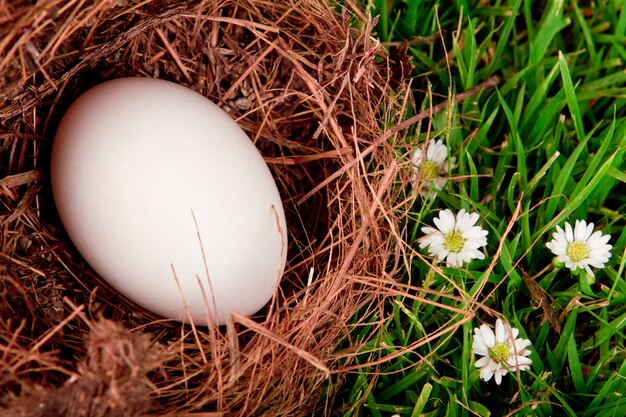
[0,0,414,415]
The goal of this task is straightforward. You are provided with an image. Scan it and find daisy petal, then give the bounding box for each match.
[574,220,587,241]
[475,356,491,368]
[565,222,574,242]
[494,371,503,385]
[495,319,507,343]
[479,324,495,347]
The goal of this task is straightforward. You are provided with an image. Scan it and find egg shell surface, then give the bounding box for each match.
[51,77,287,325]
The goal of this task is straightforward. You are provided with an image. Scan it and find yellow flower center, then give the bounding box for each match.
[489,342,512,363]
[421,160,440,180]
[566,241,589,263]
[443,230,466,253]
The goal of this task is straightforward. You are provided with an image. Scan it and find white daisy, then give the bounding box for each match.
[412,139,457,198]
[545,220,612,277]
[418,209,488,267]
[472,318,532,385]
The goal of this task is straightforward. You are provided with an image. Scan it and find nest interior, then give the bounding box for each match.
[0,1,412,416]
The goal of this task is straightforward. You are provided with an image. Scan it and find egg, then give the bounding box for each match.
[50,77,287,326]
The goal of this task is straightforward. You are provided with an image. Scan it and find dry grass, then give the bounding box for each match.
[0,0,417,415]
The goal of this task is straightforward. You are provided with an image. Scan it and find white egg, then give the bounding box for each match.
[51,77,287,326]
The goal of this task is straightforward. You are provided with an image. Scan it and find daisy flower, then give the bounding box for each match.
[545,220,612,277]
[472,318,532,385]
[418,209,488,267]
[412,139,457,198]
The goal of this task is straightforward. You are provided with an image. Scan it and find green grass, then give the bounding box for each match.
[334,0,626,416]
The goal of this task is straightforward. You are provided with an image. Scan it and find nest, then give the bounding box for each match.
[0,0,414,415]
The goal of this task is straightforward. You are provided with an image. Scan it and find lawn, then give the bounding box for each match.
[334,0,626,416]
